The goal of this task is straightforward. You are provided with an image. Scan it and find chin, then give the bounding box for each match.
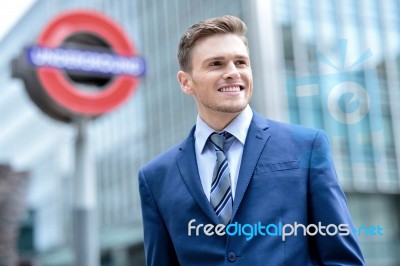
[215,104,247,114]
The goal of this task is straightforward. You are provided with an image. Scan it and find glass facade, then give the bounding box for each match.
[0,0,398,265]
[266,0,400,264]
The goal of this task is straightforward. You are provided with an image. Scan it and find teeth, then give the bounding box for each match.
[220,86,241,92]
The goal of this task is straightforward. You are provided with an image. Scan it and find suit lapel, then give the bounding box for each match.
[231,112,271,220]
[176,112,271,225]
[176,127,220,225]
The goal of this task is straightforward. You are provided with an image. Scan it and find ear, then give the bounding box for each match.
[177,71,194,95]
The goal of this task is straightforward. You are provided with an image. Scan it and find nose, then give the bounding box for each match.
[223,62,240,80]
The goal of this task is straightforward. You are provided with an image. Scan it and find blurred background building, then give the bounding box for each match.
[0,0,398,265]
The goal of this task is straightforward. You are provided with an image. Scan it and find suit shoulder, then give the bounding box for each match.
[140,140,184,173]
[266,119,325,142]
[253,111,320,137]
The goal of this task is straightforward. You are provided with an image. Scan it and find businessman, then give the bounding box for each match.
[139,15,365,265]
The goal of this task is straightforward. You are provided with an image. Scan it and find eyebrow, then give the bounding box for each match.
[203,55,249,64]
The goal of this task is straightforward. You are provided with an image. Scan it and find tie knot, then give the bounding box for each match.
[209,132,231,151]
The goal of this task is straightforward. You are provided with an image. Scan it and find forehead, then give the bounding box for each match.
[191,34,249,62]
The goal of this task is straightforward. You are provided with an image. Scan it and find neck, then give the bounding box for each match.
[199,110,241,131]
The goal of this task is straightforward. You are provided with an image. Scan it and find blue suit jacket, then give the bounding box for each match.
[139,111,365,265]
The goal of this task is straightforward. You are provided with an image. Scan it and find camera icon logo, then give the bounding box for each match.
[286,39,382,164]
[327,81,370,125]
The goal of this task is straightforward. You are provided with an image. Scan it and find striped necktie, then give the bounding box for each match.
[209,132,233,225]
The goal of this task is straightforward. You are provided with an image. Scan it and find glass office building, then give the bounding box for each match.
[0,0,398,265]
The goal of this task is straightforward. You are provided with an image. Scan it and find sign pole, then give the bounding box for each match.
[10,11,145,265]
[73,116,99,266]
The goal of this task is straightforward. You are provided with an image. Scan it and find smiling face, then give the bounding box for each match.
[177,33,253,128]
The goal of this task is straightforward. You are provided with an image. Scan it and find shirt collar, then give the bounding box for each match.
[195,105,253,154]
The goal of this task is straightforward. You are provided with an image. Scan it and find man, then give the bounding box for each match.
[139,15,365,265]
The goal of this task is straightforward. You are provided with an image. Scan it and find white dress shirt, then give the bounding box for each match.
[194,105,253,201]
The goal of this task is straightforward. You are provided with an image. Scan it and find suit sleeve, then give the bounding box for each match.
[308,130,365,265]
[138,168,180,266]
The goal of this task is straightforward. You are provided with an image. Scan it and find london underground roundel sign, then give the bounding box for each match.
[15,10,145,118]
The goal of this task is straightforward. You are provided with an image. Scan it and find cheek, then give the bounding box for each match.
[194,81,215,93]
[244,72,253,83]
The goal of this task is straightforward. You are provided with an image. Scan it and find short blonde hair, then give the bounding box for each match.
[177,15,248,72]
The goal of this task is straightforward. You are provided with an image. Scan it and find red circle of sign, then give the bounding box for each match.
[37,10,138,115]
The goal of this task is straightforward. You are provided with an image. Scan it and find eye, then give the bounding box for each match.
[209,61,222,66]
[235,60,247,66]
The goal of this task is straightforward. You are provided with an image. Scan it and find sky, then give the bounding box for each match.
[0,0,37,41]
